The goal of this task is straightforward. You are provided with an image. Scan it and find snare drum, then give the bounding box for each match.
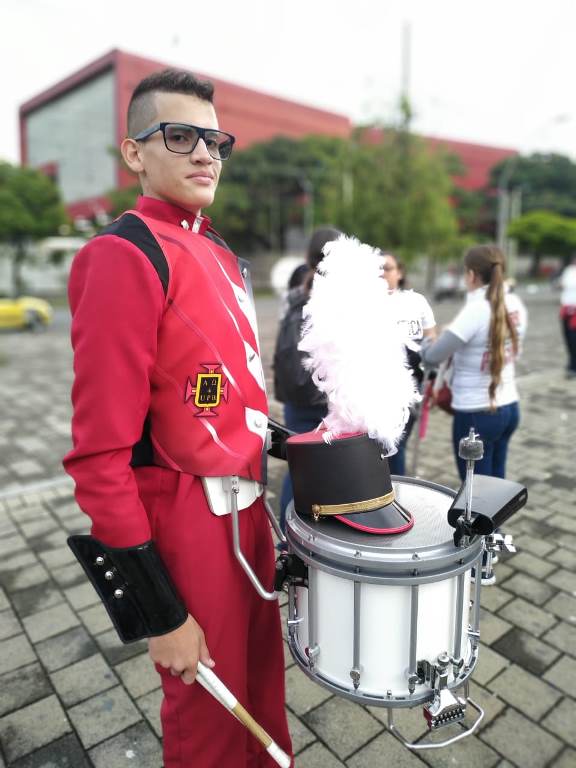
[285,476,483,707]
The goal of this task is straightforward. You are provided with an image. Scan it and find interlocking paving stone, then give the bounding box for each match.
[88,721,163,768]
[505,550,557,579]
[35,625,98,673]
[553,748,576,768]
[114,652,160,699]
[367,704,429,743]
[0,607,21,641]
[542,621,576,657]
[0,535,27,558]
[63,581,99,611]
[0,662,52,718]
[543,655,576,696]
[68,686,142,749]
[9,580,62,618]
[0,634,36,676]
[477,609,513,645]
[1,562,51,592]
[546,568,576,594]
[136,688,163,739]
[0,550,38,575]
[302,696,382,760]
[286,708,315,755]
[51,561,85,589]
[347,732,427,768]
[488,664,562,721]
[480,586,515,613]
[22,601,79,642]
[95,628,148,666]
[20,518,59,540]
[419,732,500,768]
[295,741,346,767]
[0,695,71,763]
[284,666,333,716]
[480,708,562,768]
[9,734,90,768]
[473,644,511,686]
[548,547,576,570]
[542,699,576,749]
[37,545,76,570]
[78,603,113,635]
[467,681,506,730]
[546,592,576,623]
[491,627,561,675]
[50,653,119,706]
[500,571,556,605]
[513,535,555,557]
[498,597,557,636]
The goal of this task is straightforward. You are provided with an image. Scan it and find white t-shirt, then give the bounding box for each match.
[448,287,528,411]
[388,289,436,349]
[560,264,576,307]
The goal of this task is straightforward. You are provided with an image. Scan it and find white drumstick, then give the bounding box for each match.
[196,661,291,768]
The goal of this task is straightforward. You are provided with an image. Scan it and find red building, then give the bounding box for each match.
[19,49,351,220]
[19,49,516,221]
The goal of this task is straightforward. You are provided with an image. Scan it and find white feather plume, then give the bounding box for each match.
[298,235,420,451]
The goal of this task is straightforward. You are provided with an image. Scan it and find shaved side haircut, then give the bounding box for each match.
[127,69,215,136]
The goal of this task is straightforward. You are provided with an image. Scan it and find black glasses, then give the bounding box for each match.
[133,122,236,160]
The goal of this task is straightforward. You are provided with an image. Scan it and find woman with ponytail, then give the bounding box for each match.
[421,245,527,481]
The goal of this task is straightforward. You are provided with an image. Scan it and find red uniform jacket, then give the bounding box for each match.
[64,196,268,547]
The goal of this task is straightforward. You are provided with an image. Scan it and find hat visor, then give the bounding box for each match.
[334,500,413,535]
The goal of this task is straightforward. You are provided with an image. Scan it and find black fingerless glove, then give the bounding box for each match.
[68,536,188,643]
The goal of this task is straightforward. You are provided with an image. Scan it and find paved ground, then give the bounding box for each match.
[0,287,575,768]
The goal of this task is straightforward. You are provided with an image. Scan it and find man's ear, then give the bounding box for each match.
[121,138,145,174]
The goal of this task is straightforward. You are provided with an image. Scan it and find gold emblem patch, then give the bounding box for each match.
[185,364,229,417]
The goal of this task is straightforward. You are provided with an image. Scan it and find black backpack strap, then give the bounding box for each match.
[97,213,169,296]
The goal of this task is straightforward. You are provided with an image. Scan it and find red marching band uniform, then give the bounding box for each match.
[64,196,292,767]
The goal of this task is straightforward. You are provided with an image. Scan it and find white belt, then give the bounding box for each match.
[202,476,263,517]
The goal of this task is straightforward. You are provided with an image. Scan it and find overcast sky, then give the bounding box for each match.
[2,0,575,164]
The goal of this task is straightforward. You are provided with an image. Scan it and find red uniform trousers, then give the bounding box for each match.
[136,465,293,768]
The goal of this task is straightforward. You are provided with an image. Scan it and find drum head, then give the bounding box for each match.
[286,476,482,580]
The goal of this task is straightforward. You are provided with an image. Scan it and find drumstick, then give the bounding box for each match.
[196,661,291,768]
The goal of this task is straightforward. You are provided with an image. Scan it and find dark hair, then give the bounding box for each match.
[381,251,407,289]
[127,69,215,136]
[464,244,518,407]
[304,227,342,291]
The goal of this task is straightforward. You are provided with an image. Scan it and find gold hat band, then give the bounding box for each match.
[311,489,396,519]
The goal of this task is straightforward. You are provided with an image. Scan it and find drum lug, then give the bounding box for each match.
[306,644,320,670]
[350,667,362,690]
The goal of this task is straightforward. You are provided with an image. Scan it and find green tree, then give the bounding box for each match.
[209,128,460,265]
[508,210,576,275]
[490,153,576,217]
[0,162,67,295]
[107,185,140,220]
[347,125,461,267]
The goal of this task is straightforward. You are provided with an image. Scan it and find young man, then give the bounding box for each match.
[64,69,292,767]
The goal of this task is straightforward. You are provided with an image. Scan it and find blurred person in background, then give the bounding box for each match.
[421,244,527,481]
[273,227,341,531]
[559,256,576,378]
[381,252,436,475]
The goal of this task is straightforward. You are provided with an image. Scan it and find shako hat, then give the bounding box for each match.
[286,431,413,535]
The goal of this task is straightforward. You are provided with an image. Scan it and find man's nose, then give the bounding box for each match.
[190,138,212,162]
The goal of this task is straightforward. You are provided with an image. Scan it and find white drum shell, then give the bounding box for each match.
[294,570,471,698]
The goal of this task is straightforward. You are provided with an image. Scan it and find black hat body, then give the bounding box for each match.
[286,431,413,534]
